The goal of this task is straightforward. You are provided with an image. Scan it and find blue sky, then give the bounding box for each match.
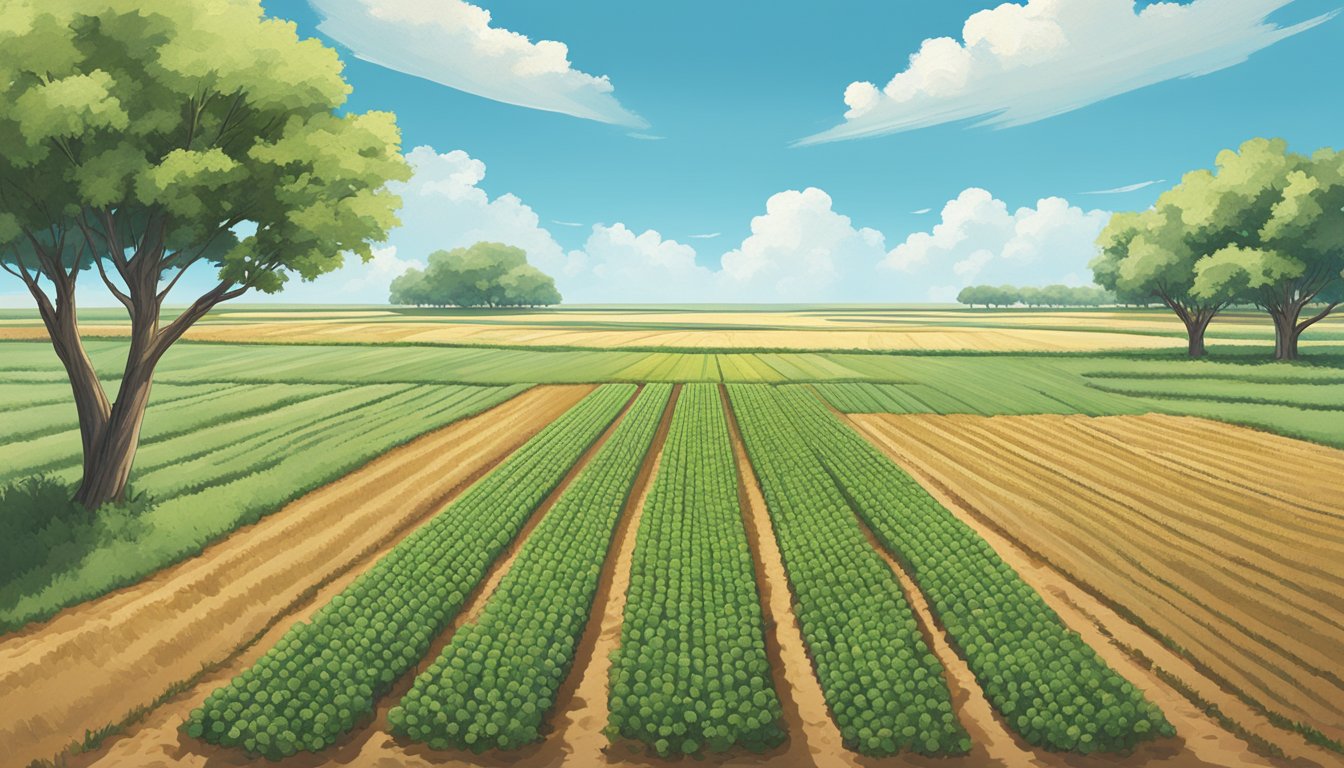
[4,0,1341,305]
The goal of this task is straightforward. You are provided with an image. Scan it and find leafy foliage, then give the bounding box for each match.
[772,385,1175,753]
[389,242,561,307]
[389,384,671,751]
[184,384,635,758]
[608,384,785,756]
[0,0,407,296]
[727,384,968,757]
[0,475,151,587]
[956,284,1115,307]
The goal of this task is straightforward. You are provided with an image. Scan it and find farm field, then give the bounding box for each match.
[852,413,1344,751]
[4,304,1344,351]
[1,308,1341,768]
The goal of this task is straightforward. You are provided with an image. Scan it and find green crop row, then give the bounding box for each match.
[726,384,969,757]
[772,384,1175,753]
[183,384,636,758]
[389,383,672,751]
[608,383,785,756]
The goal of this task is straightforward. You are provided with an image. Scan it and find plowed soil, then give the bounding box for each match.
[852,412,1344,764]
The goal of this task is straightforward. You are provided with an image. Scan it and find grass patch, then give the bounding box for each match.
[0,476,155,591]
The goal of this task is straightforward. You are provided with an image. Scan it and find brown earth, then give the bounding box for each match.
[852,412,1344,766]
[0,384,594,768]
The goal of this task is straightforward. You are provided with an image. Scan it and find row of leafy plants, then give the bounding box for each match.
[183,384,636,758]
[607,383,785,756]
[388,383,672,750]
[725,384,970,757]
[773,384,1175,753]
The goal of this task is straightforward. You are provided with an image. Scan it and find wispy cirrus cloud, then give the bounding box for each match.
[1082,179,1165,195]
[688,232,721,239]
[309,0,647,128]
[799,0,1333,145]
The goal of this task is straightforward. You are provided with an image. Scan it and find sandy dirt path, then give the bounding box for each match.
[0,384,593,768]
[851,414,1337,768]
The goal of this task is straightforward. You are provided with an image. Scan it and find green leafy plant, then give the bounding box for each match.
[769,384,1174,753]
[389,384,670,751]
[727,385,968,757]
[607,384,785,756]
[184,385,635,758]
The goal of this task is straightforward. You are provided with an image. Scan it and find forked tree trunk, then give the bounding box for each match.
[1270,299,1338,362]
[71,278,172,508]
[1182,312,1213,358]
[1271,309,1299,361]
[71,360,155,508]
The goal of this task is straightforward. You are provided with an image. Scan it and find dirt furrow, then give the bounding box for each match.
[721,384,865,768]
[852,414,1339,766]
[1077,417,1344,528]
[882,415,1344,707]
[0,385,594,768]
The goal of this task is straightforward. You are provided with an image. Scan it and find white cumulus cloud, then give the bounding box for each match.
[800,0,1333,144]
[309,0,647,127]
[884,188,1109,299]
[568,224,713,303]
[717,188,889,301]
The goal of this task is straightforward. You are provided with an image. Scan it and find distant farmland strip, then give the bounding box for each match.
[187,384,636,758]
[852,413,1344,749]
[776,388,1173,753]
[390,384,672,751]
[608,384,785,756]
[726,384,967,757]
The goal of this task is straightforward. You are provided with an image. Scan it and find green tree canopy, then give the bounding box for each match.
[389,242,562,308]
[1093,194,1238,357]
[955,284,1113,308]
[1185,139,1344,360]
[0,0,408,507]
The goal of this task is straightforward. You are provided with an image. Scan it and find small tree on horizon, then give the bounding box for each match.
[0,1,409,508]
[389,242,562,308]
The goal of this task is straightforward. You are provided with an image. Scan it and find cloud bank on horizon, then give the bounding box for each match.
[290,148,1110,305]
[307,0,647,128]
[799,0,1332,145]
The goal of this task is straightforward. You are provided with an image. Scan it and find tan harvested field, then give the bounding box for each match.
[851,413,1344,755]
[0,384,594,768]
[0,321,1272,352]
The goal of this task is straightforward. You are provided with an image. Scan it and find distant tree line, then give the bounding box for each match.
[1093,138,1343,360]
[389,242,562,308]
[956,284,1115,308]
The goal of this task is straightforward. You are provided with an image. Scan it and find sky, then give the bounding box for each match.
[3,0,1341,306]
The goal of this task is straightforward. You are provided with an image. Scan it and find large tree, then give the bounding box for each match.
[1092,203,1235,358]
[389,242,562,308]
[1185,139,1344,360]
[0,1,409,508]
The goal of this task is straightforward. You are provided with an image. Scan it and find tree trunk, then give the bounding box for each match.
[1182,312,1212,358]
[72,362,154,508]
[1270,309,1298,361]
[71,293,163,508]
